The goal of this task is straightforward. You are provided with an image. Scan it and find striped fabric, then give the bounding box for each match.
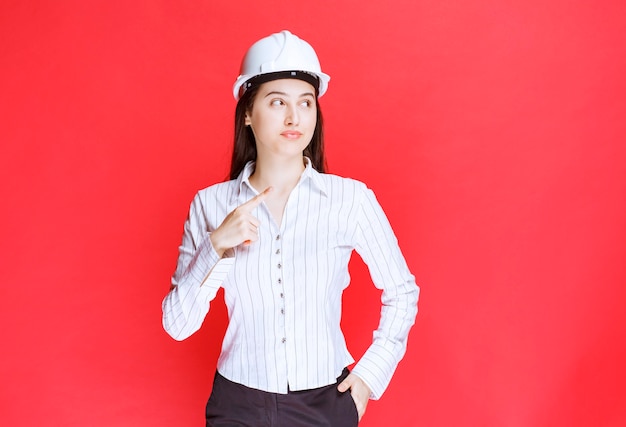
[162,159,419,399]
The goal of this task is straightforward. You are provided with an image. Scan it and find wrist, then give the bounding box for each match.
[209,232,226,258]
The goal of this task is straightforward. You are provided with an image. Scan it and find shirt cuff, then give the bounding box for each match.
[181,232,235,293]
[351,344,398,400]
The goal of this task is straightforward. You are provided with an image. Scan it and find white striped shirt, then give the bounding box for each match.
[162,159,419,399]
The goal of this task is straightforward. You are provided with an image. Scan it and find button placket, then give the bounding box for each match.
[274,233,286,344]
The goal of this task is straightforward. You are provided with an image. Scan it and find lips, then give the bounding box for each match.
[281,130,303,139]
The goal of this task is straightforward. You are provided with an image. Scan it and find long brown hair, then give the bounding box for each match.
[229,82,327,180]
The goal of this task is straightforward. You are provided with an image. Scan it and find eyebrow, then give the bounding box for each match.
[264,91,315,98]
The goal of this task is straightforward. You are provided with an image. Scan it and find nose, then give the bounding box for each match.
[285,105,299,126]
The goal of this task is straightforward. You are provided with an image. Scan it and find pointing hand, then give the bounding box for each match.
[210,187,272,257]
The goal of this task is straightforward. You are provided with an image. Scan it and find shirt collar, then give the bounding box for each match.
[302,157,328,196]
[230,157,328,205]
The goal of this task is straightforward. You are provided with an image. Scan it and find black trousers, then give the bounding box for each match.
[206,368,359,427]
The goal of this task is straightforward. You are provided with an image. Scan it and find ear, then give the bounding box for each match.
[244,112,251,126]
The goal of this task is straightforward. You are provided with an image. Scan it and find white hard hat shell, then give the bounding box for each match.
[233,30,330,100]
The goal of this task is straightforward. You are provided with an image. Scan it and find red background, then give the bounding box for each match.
[1,1,625,426]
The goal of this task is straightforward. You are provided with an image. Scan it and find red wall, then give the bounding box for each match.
[1,1,625,426]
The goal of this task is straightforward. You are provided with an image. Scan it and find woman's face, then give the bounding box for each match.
[245,78,317,161]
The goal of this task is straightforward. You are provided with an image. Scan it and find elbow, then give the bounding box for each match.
[162,302,203,341]
[413,283,420,311]
[162,317,192,341]
[161,281,211,342]
[162,297,194,341]
[169,332,189,342]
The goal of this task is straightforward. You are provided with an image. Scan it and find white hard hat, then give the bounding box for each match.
[233,30,330,100]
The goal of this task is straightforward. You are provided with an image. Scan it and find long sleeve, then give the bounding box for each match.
[162,164,418,396]
[350,187,420,399]
[162,193,234,341]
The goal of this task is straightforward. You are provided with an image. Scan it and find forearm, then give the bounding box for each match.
[162,233,234,340]
[352,279,419,399]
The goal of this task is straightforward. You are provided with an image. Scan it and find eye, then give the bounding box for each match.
[299,99,313,108]
[270,99,285,107]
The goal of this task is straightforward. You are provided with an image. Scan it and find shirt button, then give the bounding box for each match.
[280,308,285,315]
[276,235,281,241]
[281,337,286,343]
[280,293,284,298]
[277,263,282,269]
[275,249,281,255]
[278,278,282,284]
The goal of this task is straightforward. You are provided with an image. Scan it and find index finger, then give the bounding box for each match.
[241,186,273,210]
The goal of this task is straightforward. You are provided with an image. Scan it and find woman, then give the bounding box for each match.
[162,30,419,426]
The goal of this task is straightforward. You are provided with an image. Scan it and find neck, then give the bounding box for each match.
[249,155,306,194]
